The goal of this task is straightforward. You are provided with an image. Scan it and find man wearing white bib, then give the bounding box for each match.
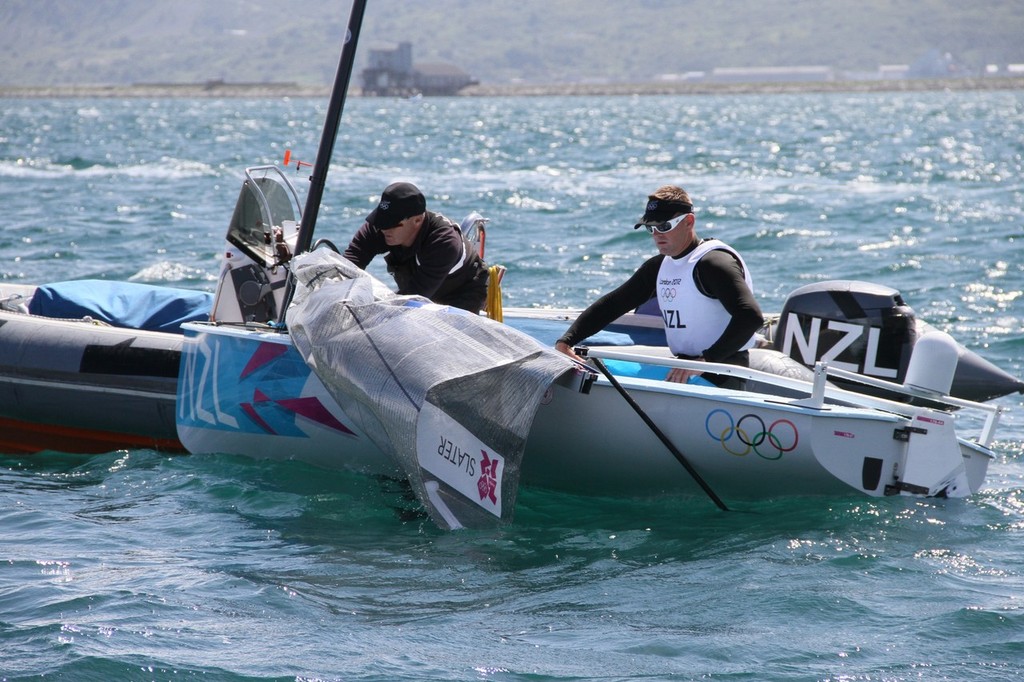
[555,185,763,389]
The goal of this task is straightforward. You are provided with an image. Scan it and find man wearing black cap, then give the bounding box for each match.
[554,185,763,388]
[343,181,489,312]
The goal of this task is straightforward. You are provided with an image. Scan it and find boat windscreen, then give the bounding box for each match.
[226,177,296,267]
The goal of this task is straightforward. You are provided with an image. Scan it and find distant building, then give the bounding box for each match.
[878,64,910,80]
[907,49,968,78]
[654,71,707,82]
[361,42,477,96]
[984,63,1024,77]
[709,66,834,83]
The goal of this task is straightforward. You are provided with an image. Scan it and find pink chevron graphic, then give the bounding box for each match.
[276,397,357,436]
[240,402,276,434]
[240,342,289,379]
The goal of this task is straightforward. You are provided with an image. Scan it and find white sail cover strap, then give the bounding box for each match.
[287,249,573,529]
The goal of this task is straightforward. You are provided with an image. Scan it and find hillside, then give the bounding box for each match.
[1,0,1022,87]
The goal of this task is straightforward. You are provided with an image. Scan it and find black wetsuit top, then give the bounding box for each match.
[558,238,764,363]
[344,211,488,312]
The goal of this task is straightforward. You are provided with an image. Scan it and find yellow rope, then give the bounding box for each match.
[485,265,506,322]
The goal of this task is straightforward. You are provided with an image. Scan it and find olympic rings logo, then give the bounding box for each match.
[660,287,677,302]
[705,409,798,461]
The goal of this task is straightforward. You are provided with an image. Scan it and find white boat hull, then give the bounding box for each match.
[176,321,994,502]
[524,374,992,499]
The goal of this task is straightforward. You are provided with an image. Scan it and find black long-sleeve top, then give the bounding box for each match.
[344,211,471,300]
[558,239,764,362]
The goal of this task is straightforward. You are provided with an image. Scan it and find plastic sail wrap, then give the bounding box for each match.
[287,250,573,529]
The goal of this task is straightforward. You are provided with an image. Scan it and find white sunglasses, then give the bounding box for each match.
[642,214,688,234]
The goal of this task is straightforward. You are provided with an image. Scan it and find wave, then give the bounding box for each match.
[0,157,217,180]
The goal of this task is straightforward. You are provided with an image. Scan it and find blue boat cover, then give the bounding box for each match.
[28,280,213,333]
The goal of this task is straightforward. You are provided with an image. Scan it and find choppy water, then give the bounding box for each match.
[1,91,1023,681]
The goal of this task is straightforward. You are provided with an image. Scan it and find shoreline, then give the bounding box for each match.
[1,77,1023,99]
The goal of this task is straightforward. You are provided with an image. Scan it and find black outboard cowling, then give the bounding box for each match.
[771,280,1024,402]
[773,280,917,384]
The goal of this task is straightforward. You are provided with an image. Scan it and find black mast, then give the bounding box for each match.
[296,0,368,255]
[278,0,368,323]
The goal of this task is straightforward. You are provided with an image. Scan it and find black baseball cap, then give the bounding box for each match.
[367,181,426,229]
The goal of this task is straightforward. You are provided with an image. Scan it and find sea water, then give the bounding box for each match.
[0,91,1022,681]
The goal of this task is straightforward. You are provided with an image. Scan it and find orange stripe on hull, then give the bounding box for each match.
[0,416,184,455]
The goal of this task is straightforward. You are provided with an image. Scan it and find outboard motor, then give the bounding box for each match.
[773,280,917,384]
[771,280,1024,402]
[210,166,303,324]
